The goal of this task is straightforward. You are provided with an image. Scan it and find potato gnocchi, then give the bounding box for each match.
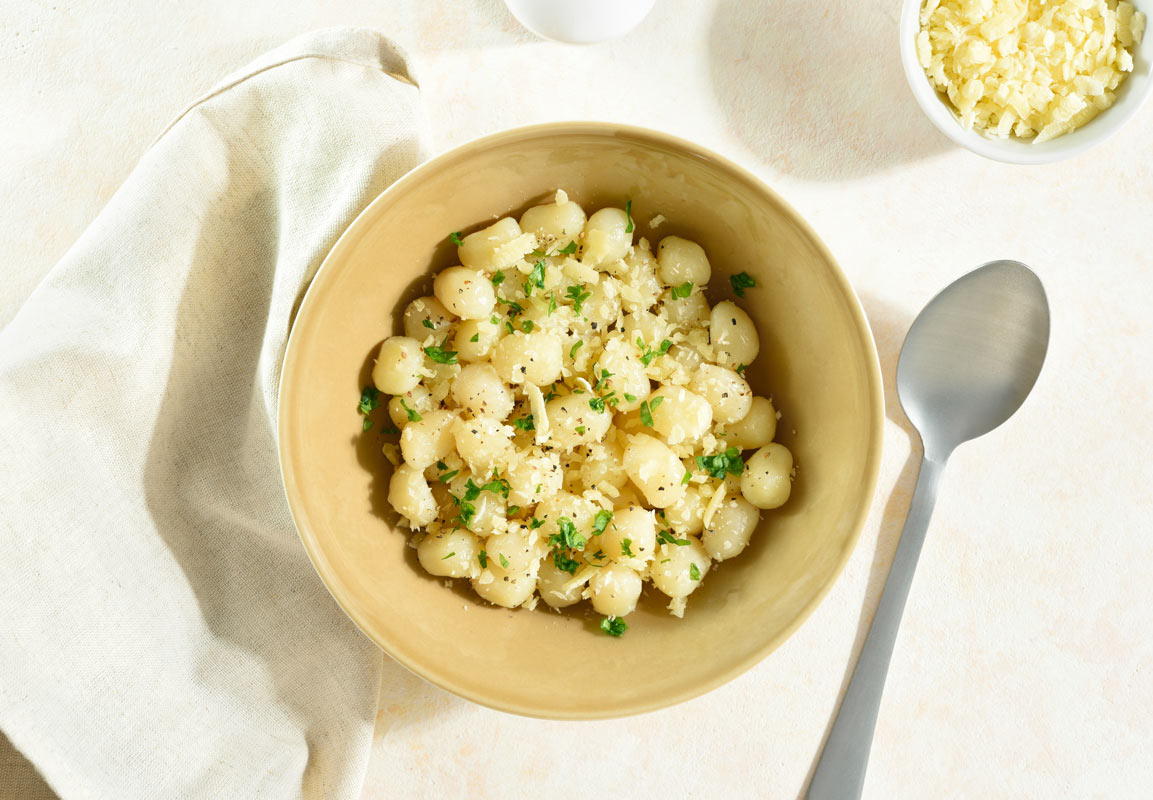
[362,191,794,636]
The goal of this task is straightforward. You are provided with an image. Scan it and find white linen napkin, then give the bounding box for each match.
[0,28,424,799]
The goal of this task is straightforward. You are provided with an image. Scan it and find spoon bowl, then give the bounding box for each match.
[898,260,1051,460]
[809,260,1050,799]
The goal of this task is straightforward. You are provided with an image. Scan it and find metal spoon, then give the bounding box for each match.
[807,260,1050,799]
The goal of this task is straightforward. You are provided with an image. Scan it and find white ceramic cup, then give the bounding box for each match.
[504,0,657,44]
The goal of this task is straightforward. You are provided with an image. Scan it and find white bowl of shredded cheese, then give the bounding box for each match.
[900,0,1151,163]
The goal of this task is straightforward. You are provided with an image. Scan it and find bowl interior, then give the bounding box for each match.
[278,124,884,718]
[899,0,1153,164]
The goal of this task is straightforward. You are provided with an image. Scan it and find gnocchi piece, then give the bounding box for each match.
[650,537,711,599]
[453,316,503,362]
[451,363,514,420]
[579,438,628,493]
[718,396,778,450]
[657,236,711,287]
[545,393,613,451]
[387,384,433,430]
[418,529,482,578]
[402,296,455,340]
[471,527,538,608]
[458,217,536,272]
[648,385,713,446]
[452,416,513,475]
[664,486,706,537]
[662,289,710,328]
[695,364,753,425]
[506,450,564,506]
[491,332,564,386]
[399,410,456,470]
[595,337,650,413]
[623,433,687,508]
[388,464,437,526]
[433,266,497,320]
[702,496,759,561]
[519,195,587,245]
[741,443,793,509]
[710,300,760,369]
[538,556,585,608]
[372,336,424,395]
[581,207,632,266]
[601,505,657,564]
[589,564,643,617]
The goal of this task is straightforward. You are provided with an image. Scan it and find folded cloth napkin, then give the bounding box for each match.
[0,28,424,799]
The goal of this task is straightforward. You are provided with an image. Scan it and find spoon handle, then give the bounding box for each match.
[806,455,947,800]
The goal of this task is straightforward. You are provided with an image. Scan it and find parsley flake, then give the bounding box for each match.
[441,551,456,560]
[521,319,534,333]
[512,415,535,432]
[438,469,459,484]
[695,446,745,480]
[624,200,634,234]
[569,340,584,360]
[557,240,578,255]
[450,231,464,246]
[681,469,692,485]
[478,550,488,568]
[639,396,664,427]
[358,386,382,416]
[399,398,422,422]
[730,272,757,297]
[620,538,635,558]
[566,285,591,315]
[672,281,693,299]
[736,363,747,374]
[470,332,480,343]
[499,553,510,568]
[600,616,628,637]
[421,318,435,330]
[592,509,613,535]
[491,270,506,286]
[423,337,458,365]
[689,563,702,581]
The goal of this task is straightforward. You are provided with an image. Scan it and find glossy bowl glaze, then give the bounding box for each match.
[278,122,884,718]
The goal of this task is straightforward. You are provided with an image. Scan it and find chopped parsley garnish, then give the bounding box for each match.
[421,318,434,329]
[497,298,523,316]
[457,501,476,528]
[566,285,591,315]
[594,368,614,392]
[588,396,606,414]
[639,396,664,427]
[521,319,534,333]
[557,240,578,255]
[524,260,546,296]
[505,321,514,334]
[736,363,747,374]
[478,550,488,568]
[623,393,637,403]
[569,340,584,360]
[512,415,535,432]
[695,446,745,479]
[441,551,456,560]
[362,418,374,432]
[529,517,545,529]
[380,425,400,434]
[600,616,628,637]
[575,425,586,435]
[620,538,634,558]
[507,505,520,515]
[491,270,506,286]
[464,476,512,501]
[490,315,500,325]
[438,469,459,483]
[681,469,692,485]
[689,563,702,581]
[624,199,634,234]
[470,332,480,343]
[399,398,421,422]
[450,231,464,246]
[672,281,693,299]
[423,337,458,365]
[592,509,613,535]
[730,272,757,298]
[657,530,691,546]
[553,551,580,575]
[551,517,587,551]
[358,386,382,416]
[499,553,510,568]
[548,290,557,316]
[636,337,673,366]
[436,460,447,470]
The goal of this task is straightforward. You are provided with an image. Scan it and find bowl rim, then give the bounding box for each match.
[898,0,1153,165]
[277,121,886,719]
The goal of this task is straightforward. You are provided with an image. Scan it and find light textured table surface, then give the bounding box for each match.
[4,1,1152,798]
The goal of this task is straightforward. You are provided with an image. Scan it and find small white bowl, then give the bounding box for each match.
[504,0,656,44]
[900,0,1153,164]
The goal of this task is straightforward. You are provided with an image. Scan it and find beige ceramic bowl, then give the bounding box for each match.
[278,123,884,719]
